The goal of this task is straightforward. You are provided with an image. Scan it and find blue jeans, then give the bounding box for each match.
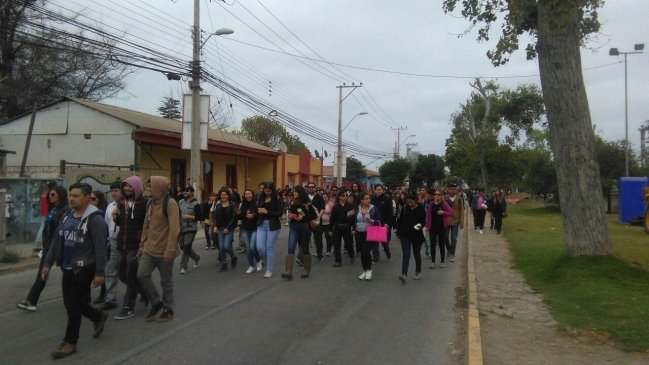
[288,223,309,255]
[256,220,279,273]
[241,228,259,267]
[400,237,423,275]
[445,225,459,256]
[104,239,119,304]
[217,230,235,263]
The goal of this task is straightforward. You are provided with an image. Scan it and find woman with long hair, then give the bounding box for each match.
[90,190,108,214]
[18,186,69,311]
[282,186,315,280]
[397,191,427,282]
[212,189,238,272]
[330,191,356,267]
[240,189,262,273]
[491,190,508,234]
[255,182,282,278]
[353,193,381,281]
[203,192,218,250]
[321,194,334,257]
[425,189,453,269]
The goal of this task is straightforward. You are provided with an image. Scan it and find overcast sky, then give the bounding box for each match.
[52,0,649,171]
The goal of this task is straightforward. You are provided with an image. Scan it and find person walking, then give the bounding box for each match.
[445,183,464,262]
[306,182,325,262]
[353,193,381,281]
[282,187,310,279]
[397,191,427,282]
[321,194,334,257]
[137,176,180,323]
[17,186,69,312]
[203,192,217,250]
[212,188,238,272]
[178,186,201,274]
[239,189,262,274]
[99,182,122,311]
[112,176,149,320]
[256,182,282,278]
[89,190,109,305]
[40,183,109,359]
[473,188,488,234]
[370,185,393,263]
[330,191,355,267]
[425,189,453,269]
[490,190,507,234]
[33,181,58,254]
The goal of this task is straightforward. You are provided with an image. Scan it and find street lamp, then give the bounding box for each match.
[190,17,233,202]
[610,43,644,177]
[337,111,368,187]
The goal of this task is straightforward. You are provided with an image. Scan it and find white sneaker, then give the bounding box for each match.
[245,266,255,274]
[365,270,372,281]
[429,263,435,269]
[256,261,263,272]
[180,268,187,274]
[479,230,484,235]
[263,271,273,278]
[450,254,455,262]
[440,262,446,268]
[358,271,367,280]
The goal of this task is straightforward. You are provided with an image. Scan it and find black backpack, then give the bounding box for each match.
[147,196,182,231]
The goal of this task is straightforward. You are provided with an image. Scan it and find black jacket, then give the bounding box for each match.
[42,204,69,254]
[212,203,238,231]
[371,194,393,226]
[330,202,355,226]
[257,198,282,231]
[396,203,426,243]
[115,196,148,251]
[238,199,258,231]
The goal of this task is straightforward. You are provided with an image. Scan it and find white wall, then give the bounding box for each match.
[0,101,136,175]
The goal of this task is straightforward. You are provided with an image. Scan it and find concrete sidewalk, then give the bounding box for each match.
[0,242,41,275]
[469,221,649,364]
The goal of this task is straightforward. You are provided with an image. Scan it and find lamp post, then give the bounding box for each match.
[191,0,233,202]
[336,110,368,187]
[610,43,644,177]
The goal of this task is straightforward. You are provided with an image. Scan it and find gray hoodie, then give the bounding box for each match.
[44,203,109,276]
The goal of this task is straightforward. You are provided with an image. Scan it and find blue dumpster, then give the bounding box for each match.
[618,177,649,223]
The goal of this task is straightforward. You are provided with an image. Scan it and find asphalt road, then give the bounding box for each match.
[0,226,466,365]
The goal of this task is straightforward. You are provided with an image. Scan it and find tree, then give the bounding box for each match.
[345,156,365,182]
[157,97,181,120]
[443,0,612,256]
[240,115,307,154]
[1,0,130,119]
[410,154,445,188]
[379,158,411,189]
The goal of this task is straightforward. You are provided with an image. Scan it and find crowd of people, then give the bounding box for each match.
[18,176,508,359]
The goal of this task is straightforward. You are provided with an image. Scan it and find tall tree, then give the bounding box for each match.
[442,0,612,256]
[240,115,307,154]
[157,97,181,120]
[345,156,365,182]
[379,158,411,189]
[410,154,445,188]
[0,0,130,119]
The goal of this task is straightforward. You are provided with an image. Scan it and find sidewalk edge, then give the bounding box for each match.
[467,230,484,365]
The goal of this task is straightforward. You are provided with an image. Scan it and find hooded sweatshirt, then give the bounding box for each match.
[140,176,180,260]
[116,175,148,251]
[44,203,108,276]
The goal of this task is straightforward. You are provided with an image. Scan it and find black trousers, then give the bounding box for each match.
[26,255,48,305]
[203,224,213,247]
[474,209,487,230]
[332,224,353,263]
[430,227,446,263]
[62,268,103,344]
[310,224,325,258]
[355,231,373,271]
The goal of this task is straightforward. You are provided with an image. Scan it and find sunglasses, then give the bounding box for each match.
[434,193,442,196]
[49,193,57,197]
[90,197,97,201]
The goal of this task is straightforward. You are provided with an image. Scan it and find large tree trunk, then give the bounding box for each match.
[537,2,612,256]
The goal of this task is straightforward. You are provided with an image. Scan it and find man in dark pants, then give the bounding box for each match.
[41,183,109,359]
[306,182,325,262]
[371,185,393,263]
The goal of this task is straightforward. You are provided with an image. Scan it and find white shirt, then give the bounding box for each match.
[105,201,120,240]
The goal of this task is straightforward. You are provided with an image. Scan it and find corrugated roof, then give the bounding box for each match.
[68,97,274,153]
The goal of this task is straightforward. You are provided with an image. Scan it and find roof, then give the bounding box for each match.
[365,168,379,177]
[67,97,274,153]
[322,165,334,177]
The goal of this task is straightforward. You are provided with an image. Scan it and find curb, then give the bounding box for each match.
[467,229,484,365]
[0,256,39,276]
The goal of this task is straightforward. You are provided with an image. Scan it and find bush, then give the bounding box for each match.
[0,248,21,263]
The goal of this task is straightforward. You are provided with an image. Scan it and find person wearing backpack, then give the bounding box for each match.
[40,183,109,359]
[178,186,201,274]
[137,176,180,323]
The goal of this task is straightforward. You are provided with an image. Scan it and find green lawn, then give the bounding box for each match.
[504,202,649,351]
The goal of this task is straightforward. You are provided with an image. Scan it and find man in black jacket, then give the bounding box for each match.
[306,182,326,262]
[370,184,393,263]
[112,176,148,320]
[41,183,108,359]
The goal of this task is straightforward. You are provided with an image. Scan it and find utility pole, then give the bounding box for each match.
[392,126,407,157]
[190,0,203,202]
[336,84,362,187]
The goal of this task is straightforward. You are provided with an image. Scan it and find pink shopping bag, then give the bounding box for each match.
[366,225,388,242]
